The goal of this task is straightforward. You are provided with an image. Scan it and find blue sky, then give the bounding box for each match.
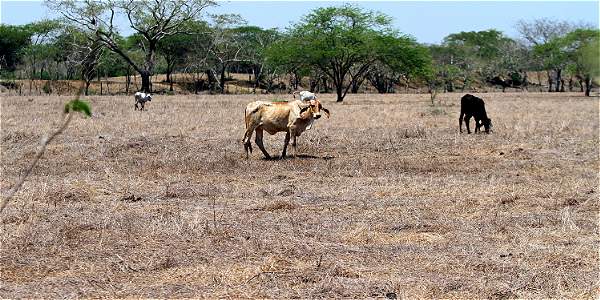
[1,1,598,44]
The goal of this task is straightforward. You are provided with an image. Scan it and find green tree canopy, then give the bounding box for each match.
[559,28,600,96]
[269,5,421,102]
[0,24,34,72]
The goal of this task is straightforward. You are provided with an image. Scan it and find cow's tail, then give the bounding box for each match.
[244,107,248,129]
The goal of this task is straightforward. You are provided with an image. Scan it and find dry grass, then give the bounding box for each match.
[1,92,598,298]
[4,73,271,96]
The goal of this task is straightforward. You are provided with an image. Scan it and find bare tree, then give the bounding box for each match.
[47,0,214,92]
[234,26,281,93]
[516,18,576,47]
[61,27,103,95]
[202,14,247,93]
[516,18,592,92]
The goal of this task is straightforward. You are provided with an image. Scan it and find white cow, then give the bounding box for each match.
[134,92,152,111]
[293,90,317,102]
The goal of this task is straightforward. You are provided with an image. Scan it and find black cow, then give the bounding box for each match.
[459,94,492,134]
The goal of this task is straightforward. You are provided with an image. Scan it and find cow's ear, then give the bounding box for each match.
[322,107,330,118]
[299,105,311,114]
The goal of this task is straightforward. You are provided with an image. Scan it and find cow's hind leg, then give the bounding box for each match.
[242,127,255,159]
[281,131,290,159]
[459,112,464,133]
[254,128,271,159]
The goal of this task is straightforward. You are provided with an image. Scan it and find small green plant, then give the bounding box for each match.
[42,81,52,94]
[64,99,92,117]
[1,96,91,213]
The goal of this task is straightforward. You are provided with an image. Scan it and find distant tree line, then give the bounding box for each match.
[0,1,598,100]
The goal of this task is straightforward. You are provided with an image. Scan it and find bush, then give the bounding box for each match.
[42,81,52,94]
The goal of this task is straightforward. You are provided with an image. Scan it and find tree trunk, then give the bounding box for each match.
[554,69,562,92]
[568,77,573,92]
[253,65,263,93]
[166,69,173,92]
[584,77,592,96]
[97,69,102,95]
[335,85,344,102]
[309,78,317,92]
[219,65,226,94]
[521,72,529,91]
[140,71,151,93]
[126,67,130,94]
[447,80,454,92]
[351,80,360,93]
[322,77,329,93]
[85,80,91,96]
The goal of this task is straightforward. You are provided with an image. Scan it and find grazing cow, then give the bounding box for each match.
[242,99,330,159]
[293,90,317,101]
[459,94,492,134]
[134,92,152,111]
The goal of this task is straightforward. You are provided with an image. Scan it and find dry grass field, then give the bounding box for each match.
[1,92,598,298]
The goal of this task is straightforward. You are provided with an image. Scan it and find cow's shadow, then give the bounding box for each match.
[262,154,335,161]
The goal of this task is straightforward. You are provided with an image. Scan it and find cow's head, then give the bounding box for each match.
[147,94,152,101]
[482,118,492,133]
[300,99,330,120]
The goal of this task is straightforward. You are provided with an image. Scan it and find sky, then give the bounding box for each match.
[1,0,598,44]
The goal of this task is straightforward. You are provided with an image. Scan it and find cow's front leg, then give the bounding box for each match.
[255,128,271,159]
[281,131,290,159]
[292,133,298,158]
[135,102,139,110]
[464,116,472,134]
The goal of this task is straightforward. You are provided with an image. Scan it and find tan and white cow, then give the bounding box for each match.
[242,99,330,159]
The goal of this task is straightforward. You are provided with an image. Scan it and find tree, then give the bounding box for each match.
[234,26,281,92]
[0,24,33,72]
[62,26,103,95]
[516,18,577,47]
[265,35,306,91]
[157,32,195,91]
[533,39,569,92]
[516,18,590,92]
[201,14,248,93]
[272,5,401,102]
[560,29,600,96]
[47,0,214,92]
[19,20,62,94]
[367,34,431,94]
[442,30,515,90]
